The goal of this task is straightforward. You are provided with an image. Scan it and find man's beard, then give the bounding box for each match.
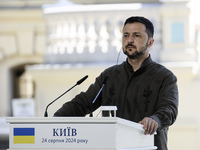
[123,42,148,60]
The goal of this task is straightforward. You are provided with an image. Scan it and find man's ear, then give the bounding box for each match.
[148,38,154,48]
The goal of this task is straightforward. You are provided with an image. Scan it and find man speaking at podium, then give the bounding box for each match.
[54,16,179,150]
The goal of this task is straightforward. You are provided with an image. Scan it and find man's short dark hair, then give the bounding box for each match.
[123,16,154,38]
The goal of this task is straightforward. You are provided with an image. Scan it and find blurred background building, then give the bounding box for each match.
[0,0,200,149]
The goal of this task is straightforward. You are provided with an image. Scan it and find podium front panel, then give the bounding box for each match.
[9,123,115,149]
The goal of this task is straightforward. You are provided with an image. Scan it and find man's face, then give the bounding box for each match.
[122,22,151,60]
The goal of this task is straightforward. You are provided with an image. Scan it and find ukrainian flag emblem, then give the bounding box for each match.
[13,128,35,144]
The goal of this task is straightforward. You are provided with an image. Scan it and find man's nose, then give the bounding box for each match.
[128,36,134,43]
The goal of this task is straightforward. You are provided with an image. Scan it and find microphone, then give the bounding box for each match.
[44,75,88,117]
[77,75,88,85]
[89,76,108,117]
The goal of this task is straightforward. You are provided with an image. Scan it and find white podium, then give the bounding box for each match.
[6,117,157,150]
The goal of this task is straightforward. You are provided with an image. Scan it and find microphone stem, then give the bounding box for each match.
[90,83,105,117]
[92,84,105,103]
[90,77,108,117]
[44,83,78,117]
[51,84,77,106]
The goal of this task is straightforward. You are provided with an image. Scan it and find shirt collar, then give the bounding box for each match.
[125,55,153,73]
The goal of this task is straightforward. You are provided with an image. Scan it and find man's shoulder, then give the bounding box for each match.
[100,61,126,78]
[151,61,176,77]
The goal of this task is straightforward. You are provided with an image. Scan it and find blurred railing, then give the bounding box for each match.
[42,1,161,64]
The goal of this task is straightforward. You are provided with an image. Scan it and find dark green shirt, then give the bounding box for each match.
[54,56,179,150]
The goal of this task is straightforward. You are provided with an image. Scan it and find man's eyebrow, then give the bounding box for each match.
[123,32,141,34]
[123,32,129,34]
[133,32,142,34]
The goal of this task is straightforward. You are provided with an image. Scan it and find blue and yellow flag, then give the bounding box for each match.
[13,128,35,144]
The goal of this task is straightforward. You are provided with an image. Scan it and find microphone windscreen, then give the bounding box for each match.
[77,75,88,85]
[103,76,108,85]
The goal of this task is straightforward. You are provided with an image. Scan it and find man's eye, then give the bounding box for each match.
[124,35,128,37]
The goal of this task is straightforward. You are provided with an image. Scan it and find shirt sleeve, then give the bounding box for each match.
[150,72,179,130]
